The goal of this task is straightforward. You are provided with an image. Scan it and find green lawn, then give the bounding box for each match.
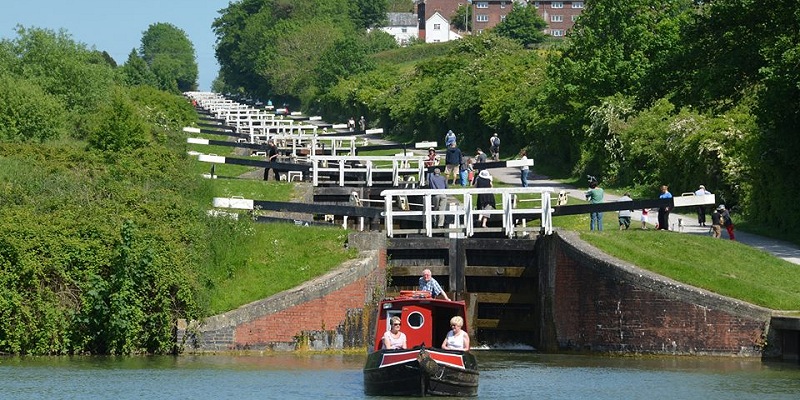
[580,229,800,311]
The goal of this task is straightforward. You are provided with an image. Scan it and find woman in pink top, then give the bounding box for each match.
[382,316,407,349]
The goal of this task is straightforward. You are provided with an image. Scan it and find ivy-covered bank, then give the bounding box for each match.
[1,26,209,355]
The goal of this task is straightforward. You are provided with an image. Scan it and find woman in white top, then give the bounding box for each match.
[441,316,470,351]
[382,316,407,350]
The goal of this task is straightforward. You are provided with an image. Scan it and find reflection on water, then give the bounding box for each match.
[1,352,798,399]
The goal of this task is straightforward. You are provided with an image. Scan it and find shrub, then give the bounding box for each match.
[0,72,67,142]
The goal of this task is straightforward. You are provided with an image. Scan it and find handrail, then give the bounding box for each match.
[380,187,555,238]
[310,155,427,187]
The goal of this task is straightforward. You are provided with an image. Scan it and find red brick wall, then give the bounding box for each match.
[233,251,387,347]
[235,275,373,344]
[551,242,768,354]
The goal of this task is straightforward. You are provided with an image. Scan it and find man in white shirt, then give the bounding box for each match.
[694,185,711,226]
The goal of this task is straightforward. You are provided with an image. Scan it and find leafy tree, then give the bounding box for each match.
[0,72,67,142]
[212,0,270,94]
[87,89,149,152]
[351,0,389,29]
[450,4,473,32]
[493,4,547,46]
[121,48,158,87]
[315,36,376,91]
[139,23,198,92]
[3,26,116,120]
[365,29,399,53]
[387,0,414,12]
[534,0,694,170]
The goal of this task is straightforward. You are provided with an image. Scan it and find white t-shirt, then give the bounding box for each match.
[445,330,466,350]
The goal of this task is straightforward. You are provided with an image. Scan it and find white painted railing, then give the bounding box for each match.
[380,187,555,238]
[310,155,427,187]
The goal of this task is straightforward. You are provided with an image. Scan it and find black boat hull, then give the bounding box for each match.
[363,347,478,397]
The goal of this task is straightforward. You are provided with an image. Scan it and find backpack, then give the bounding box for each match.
[492,136,500,146]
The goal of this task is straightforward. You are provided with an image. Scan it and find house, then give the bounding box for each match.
[530,1,584,37]
[416,0,583,38]
[471,0,515,34]
[380,12,420,46]
[424,11,463,43]
[416,0,469,43]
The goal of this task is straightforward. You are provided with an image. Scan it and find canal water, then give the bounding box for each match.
[2,351,798,399]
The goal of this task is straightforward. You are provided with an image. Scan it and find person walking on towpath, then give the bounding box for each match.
[445,130,456,148]
[657,185,673,230]
[618,193,633,230]
[263,139,279,181]
[489,133,500,161]
[585,177,604,231]
[694,185,711,226]
[718,204,735,240]
[445,143,463,186]
[519,150,530,187]
[358,116,366,133]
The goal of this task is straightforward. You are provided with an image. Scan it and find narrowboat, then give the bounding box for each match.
[363,291,479,396]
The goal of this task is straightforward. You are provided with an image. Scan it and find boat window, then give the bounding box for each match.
[406,311,424,330]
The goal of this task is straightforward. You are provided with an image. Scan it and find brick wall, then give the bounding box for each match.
[234,271,377,345]
[542,231,771,355]
[179,244,386,352]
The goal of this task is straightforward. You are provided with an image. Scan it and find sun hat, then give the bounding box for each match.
[699,185,705,189]
[717,204,725,210]
[478,170,492,180]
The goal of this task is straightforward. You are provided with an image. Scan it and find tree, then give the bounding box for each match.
[493,4,546,47]
[120,49,158,87]
[315,35,376,91]
[87,89,149,152]
[450,4,472,32]
[139,23,198,93]
[0,72,67,143]
[351,0,388,29]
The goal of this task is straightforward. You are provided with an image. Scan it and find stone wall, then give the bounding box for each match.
[539,230,772,355]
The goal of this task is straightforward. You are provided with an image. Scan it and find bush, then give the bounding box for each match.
[0,72,67,142]
[87,89,150,152]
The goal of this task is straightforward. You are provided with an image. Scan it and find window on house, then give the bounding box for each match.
[401,28,407,33]
[476,2,489,8]
[534,2,540,8]
[476,14,489,22]
[501,15,507,22]
[552,1,564,8]
[552,29,564,37]
[551,15,563,22]
[434,23,441,30]
[572,2,584,8]
[571,14,579,22]
[501,1,507,8]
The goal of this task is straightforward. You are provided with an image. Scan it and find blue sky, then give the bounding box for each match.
[0,0,229,90]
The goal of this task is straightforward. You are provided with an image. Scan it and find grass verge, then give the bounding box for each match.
[580,230,800,311]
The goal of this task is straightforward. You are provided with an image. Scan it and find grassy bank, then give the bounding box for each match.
[551,209,800,311]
